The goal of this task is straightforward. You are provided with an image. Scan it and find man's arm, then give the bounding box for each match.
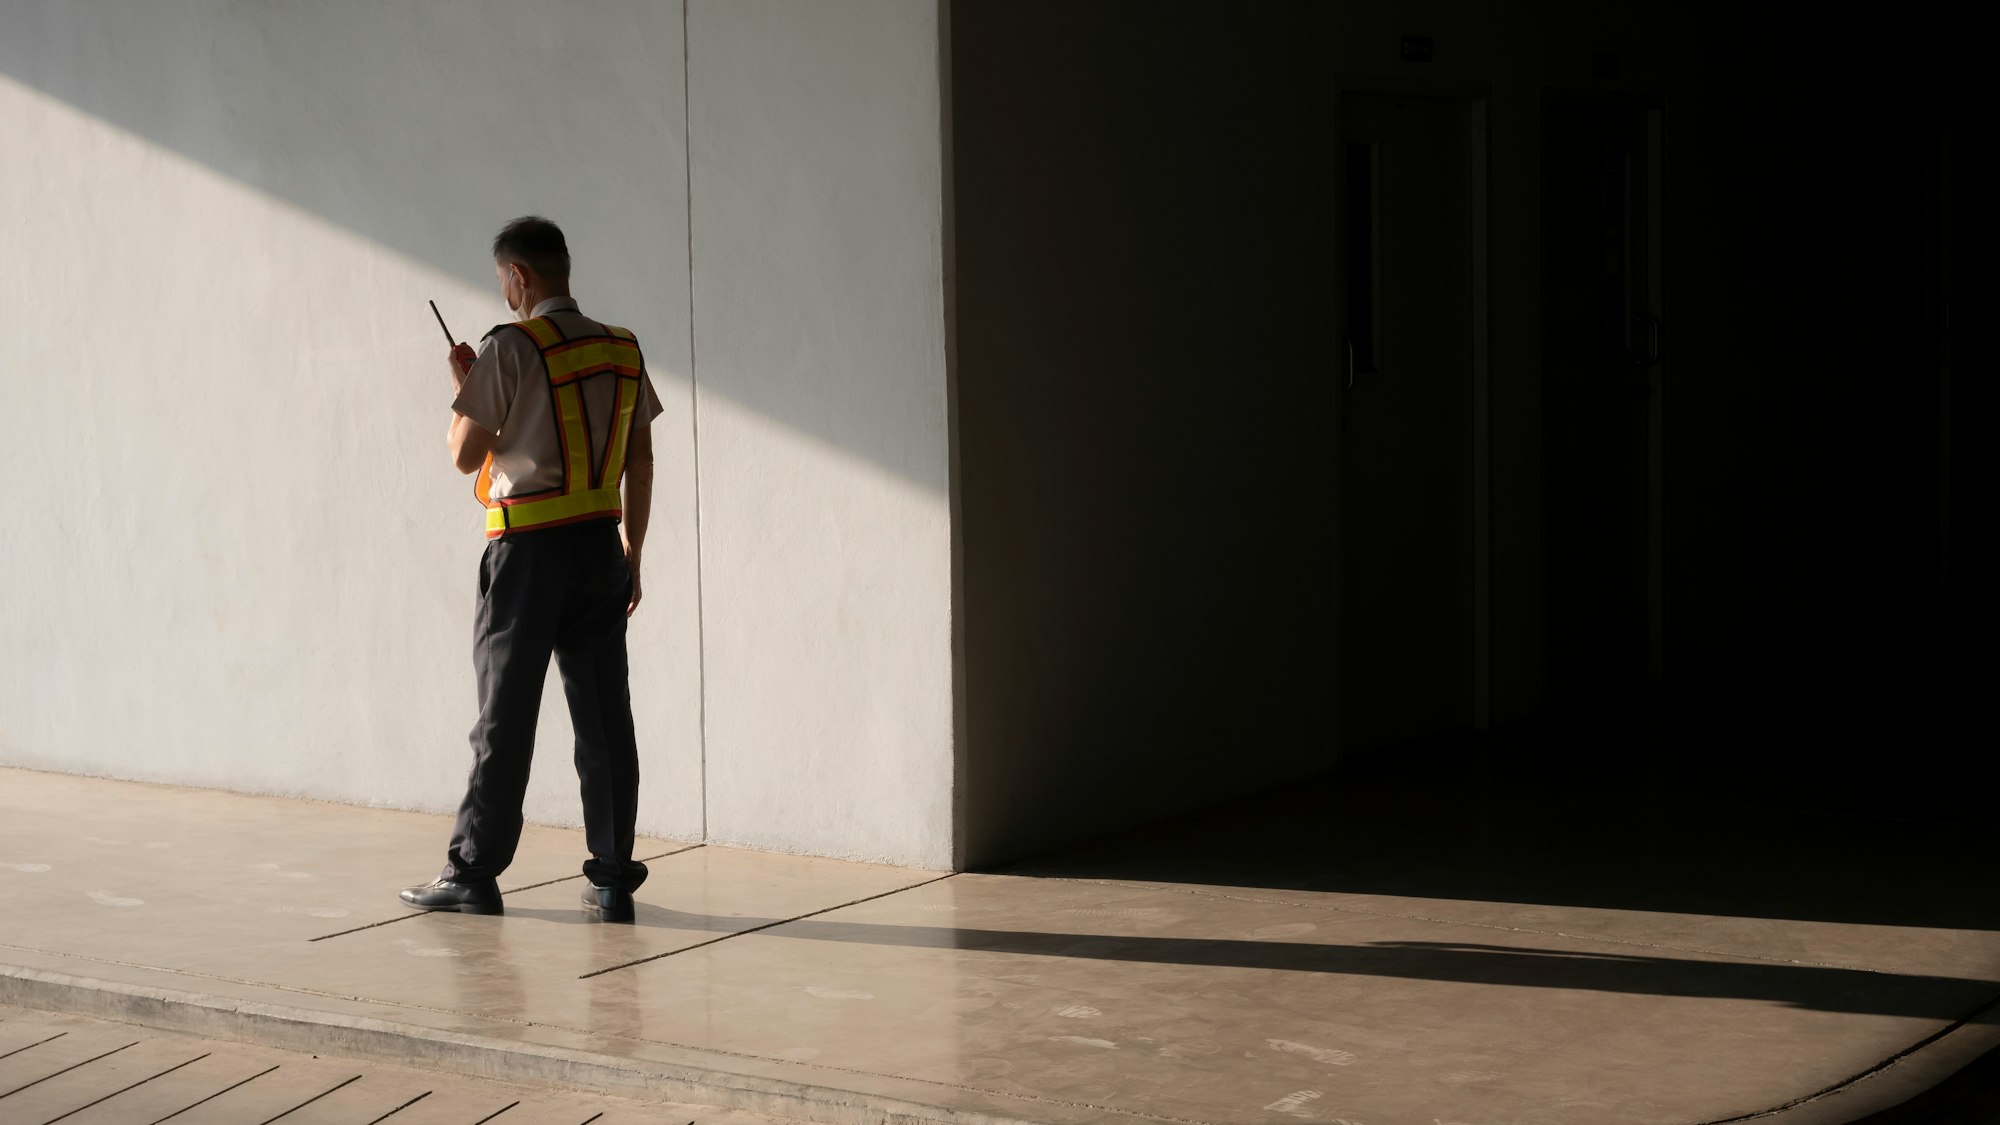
[447,413,497,475]
[444,343,498,474]
[621,421,653,617]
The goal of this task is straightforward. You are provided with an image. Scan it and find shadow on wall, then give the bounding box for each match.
[0,0,938,492]
[0,1,659,305]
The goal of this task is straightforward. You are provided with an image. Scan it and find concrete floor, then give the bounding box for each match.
[1,765,1997,1124]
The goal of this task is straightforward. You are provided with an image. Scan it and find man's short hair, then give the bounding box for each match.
[492,216,570,281]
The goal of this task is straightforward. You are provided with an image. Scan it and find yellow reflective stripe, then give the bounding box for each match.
[599,377,641,487]
[544,339,642,385]
[485,488,623,535]
[471,318,646,536]
[554,384,592,491]
[515,317,562,348]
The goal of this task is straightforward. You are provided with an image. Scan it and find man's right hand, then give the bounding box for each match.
[448,342,477,390]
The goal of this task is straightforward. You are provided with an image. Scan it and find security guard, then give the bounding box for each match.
[400,216,663,923]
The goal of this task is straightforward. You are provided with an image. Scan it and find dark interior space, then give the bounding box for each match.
[951,1,1339,865]
[1525,0,1991,823]
[1644,1,1989,820]
[952,0,1992,869]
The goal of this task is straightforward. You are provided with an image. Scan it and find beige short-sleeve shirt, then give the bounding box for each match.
[450,296,665,503]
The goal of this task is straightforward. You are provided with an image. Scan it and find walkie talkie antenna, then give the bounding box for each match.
[428,299,458,347]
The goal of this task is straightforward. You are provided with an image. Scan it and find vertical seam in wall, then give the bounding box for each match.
[682,0,709,843]
[937,0,969,871]
[1471,95,1492,732]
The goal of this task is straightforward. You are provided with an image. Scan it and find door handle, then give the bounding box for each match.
[1635,316,1661,365]
[1347,340,1355,391]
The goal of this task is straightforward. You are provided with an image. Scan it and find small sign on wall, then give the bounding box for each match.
[1401,35,1434,62]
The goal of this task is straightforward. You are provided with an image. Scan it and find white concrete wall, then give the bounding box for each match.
[687,1,955,867]
[0,0,953,869]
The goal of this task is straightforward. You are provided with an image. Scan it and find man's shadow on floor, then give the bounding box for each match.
[501,901,2000,1024]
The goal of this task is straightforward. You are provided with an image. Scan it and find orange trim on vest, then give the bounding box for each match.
[476,316,646,538]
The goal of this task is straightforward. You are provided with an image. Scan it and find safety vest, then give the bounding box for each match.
[474,316,645,539]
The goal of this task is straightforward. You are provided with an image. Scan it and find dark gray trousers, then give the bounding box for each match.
[441,519,648,892]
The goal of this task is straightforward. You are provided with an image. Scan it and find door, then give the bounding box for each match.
[1339,91,1481,759]
[1541,93,1663,729]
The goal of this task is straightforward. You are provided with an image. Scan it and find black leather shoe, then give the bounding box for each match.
[399,879,503,915]
[581,884,635,922]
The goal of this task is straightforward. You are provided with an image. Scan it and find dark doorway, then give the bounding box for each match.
[1541,92,1664,736]
[1339,91,1483,759]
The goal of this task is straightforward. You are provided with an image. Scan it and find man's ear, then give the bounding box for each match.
[509,262,533,291]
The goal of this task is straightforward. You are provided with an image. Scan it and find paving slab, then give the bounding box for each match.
[0,1019,143,1095]
[0,1004,794,1125]
[0,1036,211,1120]
[52,1053,285,1125]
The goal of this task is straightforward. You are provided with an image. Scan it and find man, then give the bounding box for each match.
[399,216,663,923]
